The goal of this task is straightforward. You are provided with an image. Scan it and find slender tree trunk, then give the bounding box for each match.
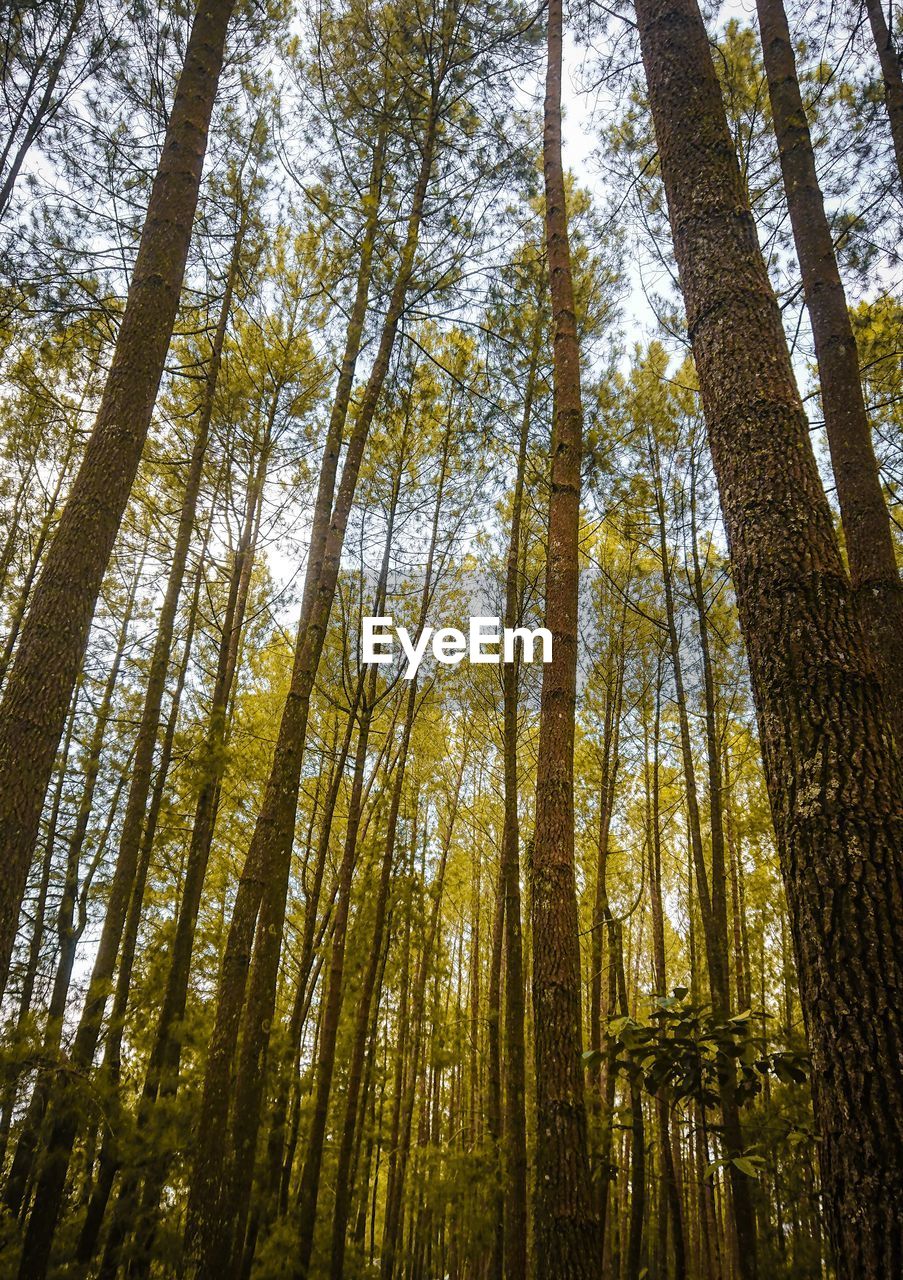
[183,109,438,1272]
[757,0,903,731]
[328,421,454,1279]
[99,441,268,1279]
[645,656,687,1280]
[0,0,86,219]
[379,770,462,1280]
[261,520,393,1277]
[253,717,355,1247]
[866,0,903,184]
[77,514,215,1269]
[530,0,600,1273]
[499,316,538,1280]
[652,431,757,1278]
[0,0,238,997]
[0,432,79,690]
[3,554,141,1221]
[633,3,903,1275]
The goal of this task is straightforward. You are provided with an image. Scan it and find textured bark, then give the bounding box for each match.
[3,556,140,1222]
[499,317,537,1280]
[757,0,903,732]
[530,0,600,1273]
[866,0,903,184]
[633,2,903,1276]
[0,0,237,996]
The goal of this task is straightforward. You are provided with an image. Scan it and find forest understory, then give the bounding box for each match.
[0,0,900,1278]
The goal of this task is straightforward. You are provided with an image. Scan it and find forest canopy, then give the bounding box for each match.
[0,1,900,1279]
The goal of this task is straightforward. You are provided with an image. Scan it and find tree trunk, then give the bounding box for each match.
[379,765,462,1280]
[652,428,757,1279]
[328,421,454,1279]
[3,554,141,1222]
[645,657,687,1280]
[757,0,903,731]
[633,2,903,1275]
[0,0,86,219]
[77,514,214,1269]
[500,315,538,1280]
[531,3,601,1271]
[266,476,398,1278]
[100,431,270,1279]
[182,111,437,1273]
[865,0,903,184]
[0,0,237,996]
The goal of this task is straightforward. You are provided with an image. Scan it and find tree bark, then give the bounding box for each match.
[633,2,903,1275]
[530,0,600,1273]
[0,0,237,996]
[757,0,903,732]
[865,0,903,185]
[3,554,141,1222]
[499,314,538,1280]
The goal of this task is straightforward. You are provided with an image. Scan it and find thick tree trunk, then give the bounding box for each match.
[866,0,903,184]
[633,2,903,1276]
[11,170,247,1274]
[3,556,140,1222]
[757,0,903,731]
[530,1,600,1273]
[0,0,237,996]
[0,680,76,1170]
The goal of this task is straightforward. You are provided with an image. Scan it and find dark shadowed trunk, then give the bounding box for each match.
[633,2,903,1276]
